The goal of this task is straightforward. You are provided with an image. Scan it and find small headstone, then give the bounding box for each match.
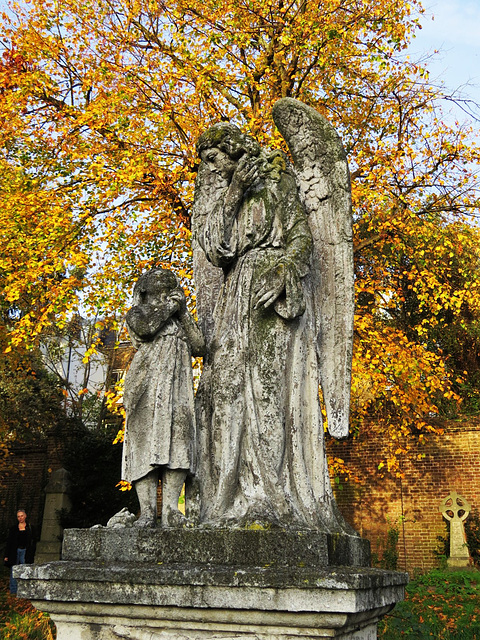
[439,491,471,568]
[35,468,71,564]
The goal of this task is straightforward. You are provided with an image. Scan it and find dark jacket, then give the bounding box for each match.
[4,523,36,567]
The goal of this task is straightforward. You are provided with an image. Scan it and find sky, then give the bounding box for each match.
[409,0,480,121]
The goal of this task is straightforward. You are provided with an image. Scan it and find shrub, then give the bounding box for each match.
[0,572,56,640]
[59,423,139,529]
[372,519,400,570]
[2,611,56,640]
[465,508,480,567]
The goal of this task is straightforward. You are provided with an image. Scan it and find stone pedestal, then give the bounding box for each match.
[15,528,407,639]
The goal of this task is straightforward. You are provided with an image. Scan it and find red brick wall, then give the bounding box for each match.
[328,419,480,574]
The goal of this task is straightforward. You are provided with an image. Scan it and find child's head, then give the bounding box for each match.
[133,268,179,304]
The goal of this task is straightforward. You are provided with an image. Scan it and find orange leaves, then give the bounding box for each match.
[352,311,460,474]
[104,387,125,418]
[354,139,480,437]
[116,479,132,491]
[353,316,452,416]
[113,428,125,445]
[327,455,358,486]
[1,593,56,640]
[0,45,31,95]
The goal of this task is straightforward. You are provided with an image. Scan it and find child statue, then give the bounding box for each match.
[121,268,205,527]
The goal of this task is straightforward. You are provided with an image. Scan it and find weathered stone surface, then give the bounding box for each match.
[15,561,407,601]
[16,600,396,639]
[121,268,204,527]
[15,560,406,639]
[16,100,407,640]
[272,98,354,442]
[193,100,354,530]
[16,527,400,638]
[61,528,370,568]
[439,491,471,568]
[106,508,137,528]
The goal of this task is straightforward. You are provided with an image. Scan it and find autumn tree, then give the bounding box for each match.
[0,0,479,472]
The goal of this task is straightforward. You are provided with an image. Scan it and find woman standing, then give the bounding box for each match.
[4,509,36,595]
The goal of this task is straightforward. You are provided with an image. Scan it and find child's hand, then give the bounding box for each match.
[169,288,187,314]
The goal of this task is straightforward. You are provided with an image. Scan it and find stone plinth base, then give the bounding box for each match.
[14,528,407,639]
[447,555,471,569]
[15,561,406,639]
[24,600,396,639]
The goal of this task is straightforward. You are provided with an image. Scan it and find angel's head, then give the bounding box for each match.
[133,268,179,306]
[197,123,260,179]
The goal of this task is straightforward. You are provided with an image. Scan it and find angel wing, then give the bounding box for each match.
[191,162,225,351]
[272,97,354,439]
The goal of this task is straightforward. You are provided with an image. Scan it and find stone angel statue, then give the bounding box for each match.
[192,98,354,531]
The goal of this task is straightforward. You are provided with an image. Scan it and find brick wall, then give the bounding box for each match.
[0,430,65,548]
[0,442,49,545]
[328,419,480,574]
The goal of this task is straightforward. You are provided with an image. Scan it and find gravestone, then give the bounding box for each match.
[439,491,471,569]
[35,468,71,564]
[15,98,408,639]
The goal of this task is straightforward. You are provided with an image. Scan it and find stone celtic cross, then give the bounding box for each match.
[439,491,471,568]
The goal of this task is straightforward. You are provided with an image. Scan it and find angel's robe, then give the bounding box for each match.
[196,169,339,528]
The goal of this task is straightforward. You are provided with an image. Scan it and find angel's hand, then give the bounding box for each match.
[231,155,260,192]
[253,264,285,310]
[168,288,187,315]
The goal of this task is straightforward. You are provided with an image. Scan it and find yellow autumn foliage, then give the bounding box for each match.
[0,0,479,472]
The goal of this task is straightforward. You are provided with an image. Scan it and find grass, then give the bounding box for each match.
[379,569,480,639]
[0,568,56,640]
